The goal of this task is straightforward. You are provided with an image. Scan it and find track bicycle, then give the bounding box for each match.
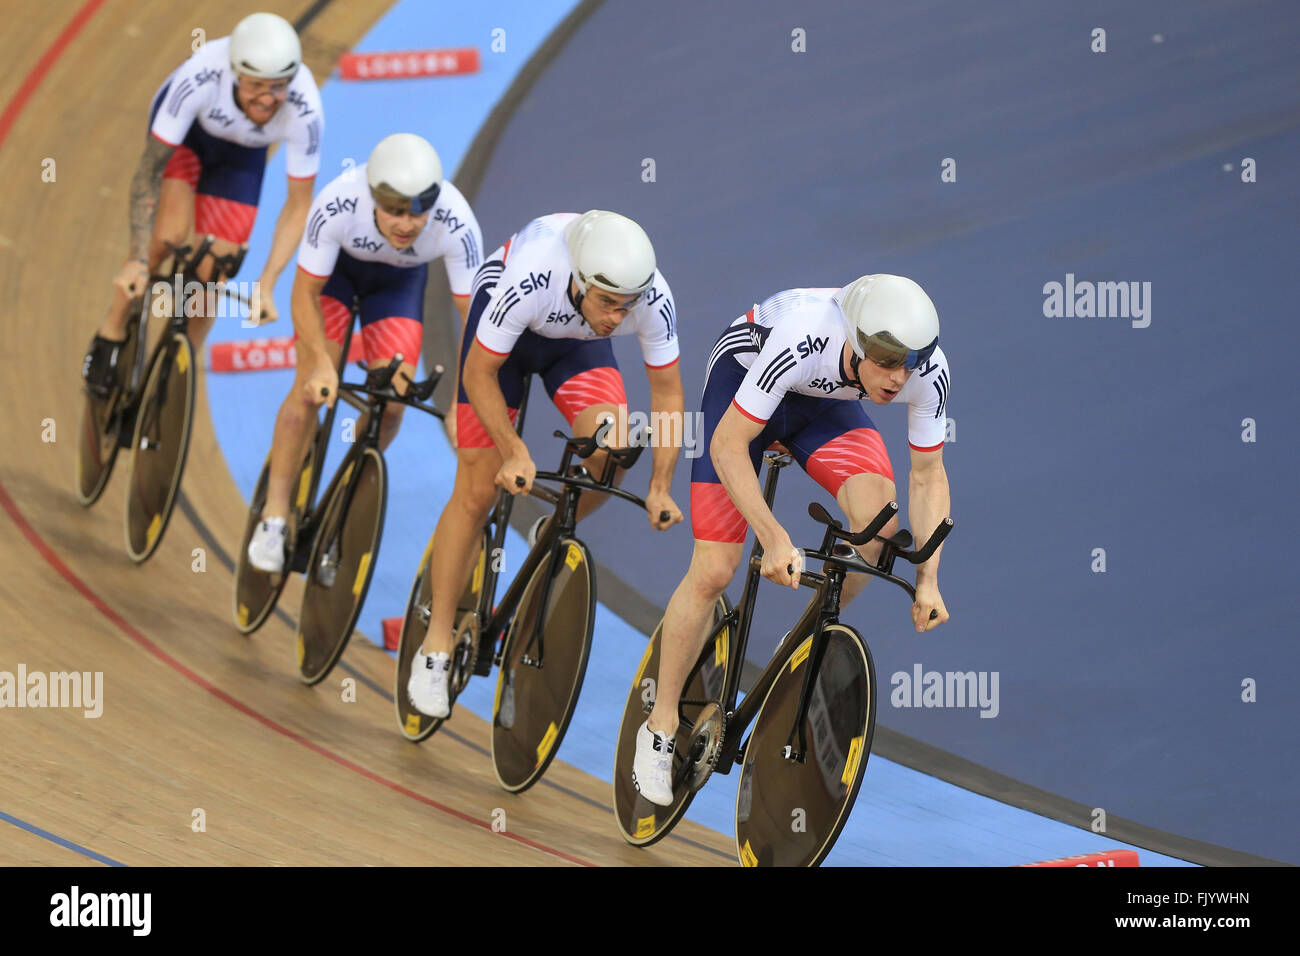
[76,236,246,563]
[612,451,953,866]
[395,397,668,793]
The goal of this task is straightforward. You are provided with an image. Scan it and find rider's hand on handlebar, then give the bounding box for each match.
[911,582,948,633]
[112,258,150,300]
[644,488,681,531]
[760,528,802,590]
[304,355,338,409]
[496,453,535,495]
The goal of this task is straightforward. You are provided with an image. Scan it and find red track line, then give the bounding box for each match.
[0,2,595,869]
[0,0,109,150]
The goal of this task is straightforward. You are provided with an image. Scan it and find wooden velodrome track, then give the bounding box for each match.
[0,0,731,866]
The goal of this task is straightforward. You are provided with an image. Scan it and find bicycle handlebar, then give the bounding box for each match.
[329,353,446,419]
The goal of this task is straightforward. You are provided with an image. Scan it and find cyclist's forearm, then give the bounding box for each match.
[260,200,310,286]
[909,468,950,585]
[647,377,685,492]
[127,139,172,261]
[713,439,781,543]
[291,288,327,358]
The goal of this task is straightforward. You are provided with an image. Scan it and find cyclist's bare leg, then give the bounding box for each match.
[836,472,899,605]
[262,339,343,520]
[646,538,744,737]
[570,401,627,521]
[97,177,193,341]
[421,446,502,657]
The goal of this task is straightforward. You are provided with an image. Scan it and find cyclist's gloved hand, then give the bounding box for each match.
[497,453,535,495]
[252,276,278,326]
[911,582,948,633]
[304,352,339,409]
[644,489,681,531]
[112,258,149,300]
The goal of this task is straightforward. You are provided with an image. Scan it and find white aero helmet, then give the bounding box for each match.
[564,210,657,297]
[229,12,302,80]
[835,274,939,370]
[366,133,443,214]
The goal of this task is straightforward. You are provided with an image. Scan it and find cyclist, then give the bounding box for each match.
[82,12,323,398]
[406,210,686,718]
[630,275,953,805]
[245,132,483,572]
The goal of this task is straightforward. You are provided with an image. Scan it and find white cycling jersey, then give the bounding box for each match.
[295,163,483,294]
[710,287,950,451]
[149,37,325,180]
[473,213,679,368]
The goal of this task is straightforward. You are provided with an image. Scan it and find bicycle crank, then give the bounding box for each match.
[686,702,726,792]
[450,611,479,694]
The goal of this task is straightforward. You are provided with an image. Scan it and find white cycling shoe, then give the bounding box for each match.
[632,720,676,806]
[407,650,452,718]
[247,516,288,573]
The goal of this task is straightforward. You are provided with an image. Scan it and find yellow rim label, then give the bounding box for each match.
[635,815,656,839]
[175,344,189,374]
[296,635,305,666]
[237,604,249,627]
[146,513,162,548]
[471,545,485,595]
[565,543,582,571]
[296,465,312,509]
[739,840,758,867]
[405,713,423,736]
[789,637,813,673]
[714,632,728,668]
[634,637,655,688]
[352,552,372,597]
[841,735,864,787]
[535,721,558,766]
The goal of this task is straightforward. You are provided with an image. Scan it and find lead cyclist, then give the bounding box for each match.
[82,12,323,396]
[630,274,954,806]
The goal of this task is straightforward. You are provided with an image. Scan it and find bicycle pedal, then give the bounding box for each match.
[472,655,494,677]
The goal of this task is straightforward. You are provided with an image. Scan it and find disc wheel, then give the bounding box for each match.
[295,447,386,685]
[74,319,139,506]
[232,449,315,634]
[734,624,875,867]
[491,537,595,793]
[395,529,487,741]
[612,593,733,847]
[124,331,195,563]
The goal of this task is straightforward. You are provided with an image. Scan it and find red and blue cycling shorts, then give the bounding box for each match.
[456,260,628,449]
[301,252,427,365]
[690,351,895,544]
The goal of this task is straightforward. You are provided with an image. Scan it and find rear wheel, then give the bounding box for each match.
[296,447,387,685]
[734,624,875,867]
[395,528,487,741]
[124,331,195,563]
[491,538,596,793]
[74,319,139,507]
[612,594,732,847]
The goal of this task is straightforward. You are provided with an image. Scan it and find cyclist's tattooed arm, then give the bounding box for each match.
[127,136,175,262]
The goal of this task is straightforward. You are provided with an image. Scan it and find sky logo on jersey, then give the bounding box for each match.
[807,377,838,393]
[206,107,236,128]
[797,334,829,358]
[351,236,382,253]
[518,271,551,294]
[287,89,314,118]
[194,67,222,86]
[434,208,465,233]
[544,310,575,325]
[325,197,358,217]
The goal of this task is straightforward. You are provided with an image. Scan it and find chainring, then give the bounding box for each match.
[687,701,727,793]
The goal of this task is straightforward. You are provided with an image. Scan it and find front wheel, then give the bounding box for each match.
[734,624,875,867]
[296,447,387,685]
[612,594,732,847]
[124,331,195,562]
[491,537,595,793]
[395,528,487,741]
[74,319,139,507]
